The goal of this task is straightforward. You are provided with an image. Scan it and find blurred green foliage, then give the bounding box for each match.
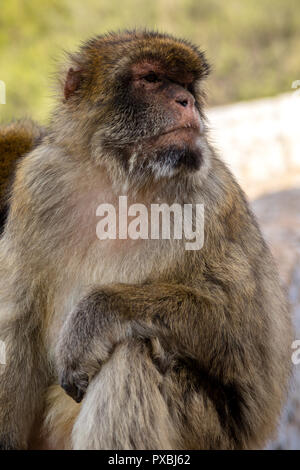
[1,0,300,123]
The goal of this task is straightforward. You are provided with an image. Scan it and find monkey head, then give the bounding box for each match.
[57,31,211,187]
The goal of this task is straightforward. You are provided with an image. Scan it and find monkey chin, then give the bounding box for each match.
[134,128,205,181]
[155,144,202,175]
[155,128,205,173]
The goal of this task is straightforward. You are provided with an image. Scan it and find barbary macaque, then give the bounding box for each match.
[0,30,292,450]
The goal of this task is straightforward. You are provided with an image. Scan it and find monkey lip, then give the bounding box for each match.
[143,127,202,148]
[151,126,202,148]
[160,126,201,137]
[141,126,202,148]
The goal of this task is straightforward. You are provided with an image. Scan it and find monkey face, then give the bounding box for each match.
[62,31,211,184]
[122,60,206,178]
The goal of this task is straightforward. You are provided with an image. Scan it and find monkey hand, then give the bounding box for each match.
[56,289,131,403]
[59,364,89,404]
[57,336,116,404]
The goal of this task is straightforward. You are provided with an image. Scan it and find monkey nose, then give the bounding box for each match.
[174,94,201,131]
[175,93,195,109]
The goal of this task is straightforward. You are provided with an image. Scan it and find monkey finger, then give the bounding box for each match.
[60,369,89,403]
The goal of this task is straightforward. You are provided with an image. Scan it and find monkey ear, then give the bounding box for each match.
[64,67,82,100]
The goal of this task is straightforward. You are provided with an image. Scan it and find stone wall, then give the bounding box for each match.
[207,92,300,199]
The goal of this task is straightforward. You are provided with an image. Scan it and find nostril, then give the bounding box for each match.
[176,99,188,108]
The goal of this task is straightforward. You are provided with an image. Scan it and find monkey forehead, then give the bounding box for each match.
[124,41,208,80]
[130,61,195,85]
[80,30,210,83]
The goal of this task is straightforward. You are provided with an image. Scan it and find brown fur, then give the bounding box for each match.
[0,30,293,450]
[0,119,45,230]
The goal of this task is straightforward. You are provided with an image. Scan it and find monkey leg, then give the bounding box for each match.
[71,338,176,450]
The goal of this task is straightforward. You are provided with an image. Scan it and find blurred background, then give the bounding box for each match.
[0,0,300,449]
[1,0,300,121]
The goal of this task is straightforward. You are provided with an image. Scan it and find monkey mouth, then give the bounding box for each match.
[144,126,202,149]
[137,126,202,149]
[150,127,203,158]
[160,126,201,138]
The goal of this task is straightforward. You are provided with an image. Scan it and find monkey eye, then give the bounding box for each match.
[142,72,161,83]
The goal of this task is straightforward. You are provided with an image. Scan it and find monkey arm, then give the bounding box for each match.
[0,313,50,449]
[57,281,254,403]
[0,246,51,449]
